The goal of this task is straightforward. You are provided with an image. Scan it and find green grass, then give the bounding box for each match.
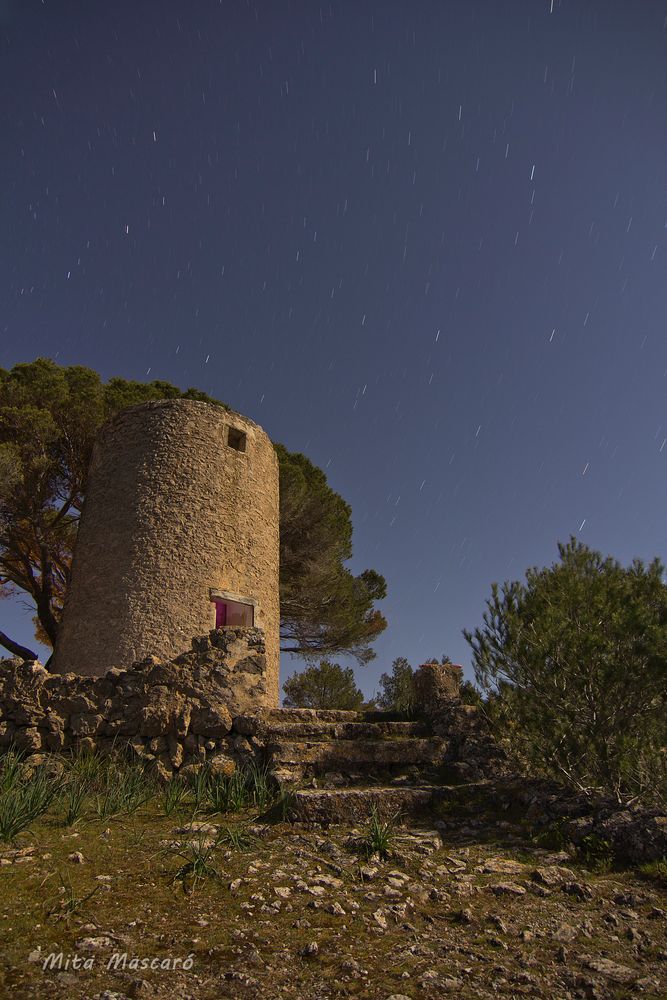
[0,753,61,842]
[187,758,275,815]
[94,761,156,819]
[576,832,614,872]
[216,824,256,852]
[0,745,284,844]
[162,775,189,816]
[60,777,90,827]
[358,805,401,861]
[45,871,102,922]
[638,857,667,888]
[167,831,222,892]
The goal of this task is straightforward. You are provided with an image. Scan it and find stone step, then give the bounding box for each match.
[292,786,438,824]
[260,720,429,741]
[291,781,493,824]
[269,737,448,772]
[261,708,413,724]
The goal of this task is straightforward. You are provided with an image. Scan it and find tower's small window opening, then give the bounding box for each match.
[213,597,254,628]
[227,427,247,452]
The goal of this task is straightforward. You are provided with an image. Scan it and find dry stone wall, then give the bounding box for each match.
[0,628,268,779]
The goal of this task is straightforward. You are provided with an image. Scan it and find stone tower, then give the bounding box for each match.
[52,398,280,705]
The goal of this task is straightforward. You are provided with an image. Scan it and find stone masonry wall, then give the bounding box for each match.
[0,628,268,780]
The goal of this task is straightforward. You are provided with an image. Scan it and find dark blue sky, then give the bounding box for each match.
[2,1,667,696]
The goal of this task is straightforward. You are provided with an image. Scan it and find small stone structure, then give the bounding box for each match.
[52,399,280,706]
[413,659,463,705]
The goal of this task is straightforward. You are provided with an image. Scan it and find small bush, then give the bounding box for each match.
[530,819,568,852]
[65,747,109,786]
[188,766,212,810]
[0,749,26,794]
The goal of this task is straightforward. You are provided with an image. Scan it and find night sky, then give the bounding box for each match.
[2,1,667,697]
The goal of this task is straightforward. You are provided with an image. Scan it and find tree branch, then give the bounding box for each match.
[0,630,38,661]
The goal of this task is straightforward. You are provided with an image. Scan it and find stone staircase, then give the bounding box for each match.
[256,707,457,823]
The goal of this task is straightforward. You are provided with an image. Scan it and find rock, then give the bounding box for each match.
[580,956,645,984]
[301,941,319,957]
[341,959,367,976]
[614,891,644,907]
[234,715,259,736]
[173,822,218,836]
[562,881,593,901]
[488,883,526,897]
[68,851,85,864]
[207,752,236,777]
[531,866,576,887]
[553,923,577,943]
[75,936,114,950]
[325,901,346,915]
[189,703,233,738]
[481,858,526,875]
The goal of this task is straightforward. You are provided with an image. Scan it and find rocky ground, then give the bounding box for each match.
[1,805,665,1000]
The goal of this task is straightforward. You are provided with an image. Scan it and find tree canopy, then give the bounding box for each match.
[464,538,667,803]
[376,656,416,714]
[282,659,365,710]
[0,358,386,664]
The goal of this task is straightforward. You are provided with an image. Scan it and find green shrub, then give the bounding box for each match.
[577,833,613,872]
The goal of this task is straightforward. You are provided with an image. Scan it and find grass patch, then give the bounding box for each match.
[188,758,275,816]
[217,824,256,852]
[0,752,61,842]
[162,775,189,817]
[167,831,222,893]
[358,805,401,861]
[60,777,90,827]
[637,857,667,888]
[94,761,156,819]
[45,871,102,923]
